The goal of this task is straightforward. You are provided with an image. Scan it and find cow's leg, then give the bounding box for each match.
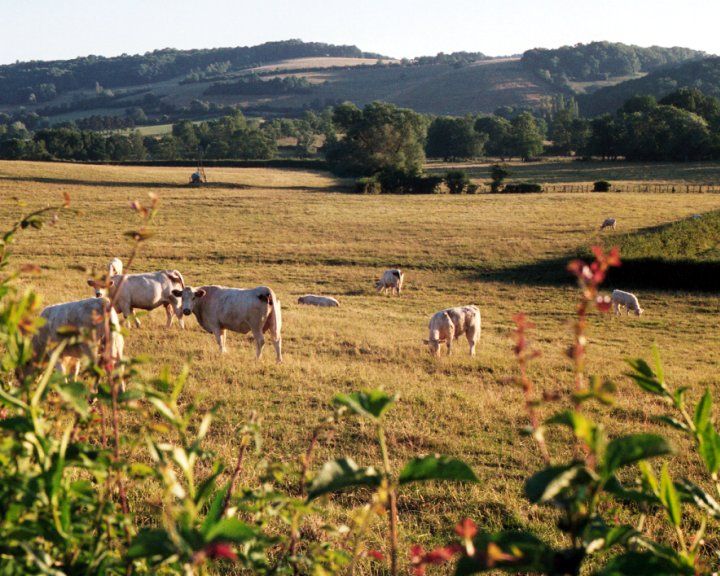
[612,301,619,316]
[251,326,265,359]
[213,328,226,353]
[164,303,174,328]
[221,329,227,352]
[466,328,478,356]
[446,339,452,355]
[272,337,283,364]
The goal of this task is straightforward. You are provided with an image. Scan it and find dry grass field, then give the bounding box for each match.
[2,160,720,573]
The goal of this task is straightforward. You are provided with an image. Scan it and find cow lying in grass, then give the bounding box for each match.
[173,285,283,362]
[297,295,339,307]
[424,305,481,357]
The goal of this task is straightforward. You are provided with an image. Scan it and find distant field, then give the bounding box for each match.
[2,161,720,574]
[428,159,720,186]
[248,56,398,72]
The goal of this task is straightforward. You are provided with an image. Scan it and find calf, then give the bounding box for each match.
[611,289,644,316]
[33,297,124,382]
[600,218,617,231]
[423,305,481,357]
[297,294,339,307]
[88,270,185,328]
[173,285,282,362]
[375,269,404,295]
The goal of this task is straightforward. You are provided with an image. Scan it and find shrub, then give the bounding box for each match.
[378,171,443,194]
[445,170,472,194]
[502,182,544,193]
[594,179,612,191]
[355,175,382,194]
[489,163,509,192]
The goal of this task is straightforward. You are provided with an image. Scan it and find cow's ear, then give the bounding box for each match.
[171,289,183,297]
[87,279,97,287]
[108,280,114,287]
[194,289,206,298]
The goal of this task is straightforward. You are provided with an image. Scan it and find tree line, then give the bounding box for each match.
[1,88,719,165]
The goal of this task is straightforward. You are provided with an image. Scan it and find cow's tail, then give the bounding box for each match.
[268,289,282,342]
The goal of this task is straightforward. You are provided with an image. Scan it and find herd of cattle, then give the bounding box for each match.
[32,215,644,378]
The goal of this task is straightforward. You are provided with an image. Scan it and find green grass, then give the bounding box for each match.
[427,159,720,186]
[2,161,720,573]
[611,210,720,261]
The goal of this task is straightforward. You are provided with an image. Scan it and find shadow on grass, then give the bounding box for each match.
[0,175,344,192]
[471,256,720,292]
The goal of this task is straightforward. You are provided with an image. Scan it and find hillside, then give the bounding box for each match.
[0,40,711,123]
[580,57,720,116]
[521,41,705,88]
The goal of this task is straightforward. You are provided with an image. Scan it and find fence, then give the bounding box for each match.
[539,183,720,194]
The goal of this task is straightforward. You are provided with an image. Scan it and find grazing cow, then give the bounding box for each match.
[611,289,644,316]
[88,270,185,329]
[173,285,282,362]
[423,305,481,357]
[297,294,339,307]
[108,257,123,277]
[600,218,617,231]
[33,297,124,383]
[375,269,404,295]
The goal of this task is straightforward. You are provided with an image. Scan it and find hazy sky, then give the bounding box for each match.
[2,0,719,64]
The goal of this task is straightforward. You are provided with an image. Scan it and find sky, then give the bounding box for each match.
[1,0,719,65]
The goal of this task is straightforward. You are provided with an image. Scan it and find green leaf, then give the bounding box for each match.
[524,464,595,504]
[605,474,660,506]
[676,479,720,519]
[546,410,598,451]
[698,424,720,475]
[333,389,397,420]
[659,463,681,527]
[127,528,176,560]
[656,416,689,432]
[56,381,90,418]
[399,455,478,484]
[201,481,230,536]
[583,521,638,553]
[603,434,672,477]
[638,461,659,497]
[694,389,712,433]
[598,551,692,576]
[148,397,178,424]
[204,518,256,543]
[625,358,665,396]
[307,458,381,500]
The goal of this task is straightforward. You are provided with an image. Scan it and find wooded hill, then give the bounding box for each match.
[0,40,714,122]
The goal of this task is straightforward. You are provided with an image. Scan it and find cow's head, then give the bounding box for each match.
[171,286,206,316]
[423,337,442,356]
[635,307,644,317]
[87,278,114,298]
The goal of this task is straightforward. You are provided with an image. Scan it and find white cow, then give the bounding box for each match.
[88,270,185,328]
[600,218,617,231]
[33,297,124,382]
[173,285,282,362]
[375,269,404,295]
[297,294,339,307]
[423,305,481,357]
[611,290,644,316]
[108,257,123,277]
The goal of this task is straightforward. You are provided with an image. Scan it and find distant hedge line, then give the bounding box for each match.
[31,158,330,169]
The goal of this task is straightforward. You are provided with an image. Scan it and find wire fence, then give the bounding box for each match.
[537,183,720,194]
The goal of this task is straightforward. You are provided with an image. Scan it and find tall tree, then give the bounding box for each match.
[325,101,429,176]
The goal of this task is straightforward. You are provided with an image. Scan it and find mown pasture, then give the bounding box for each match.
[1,160,720,572]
